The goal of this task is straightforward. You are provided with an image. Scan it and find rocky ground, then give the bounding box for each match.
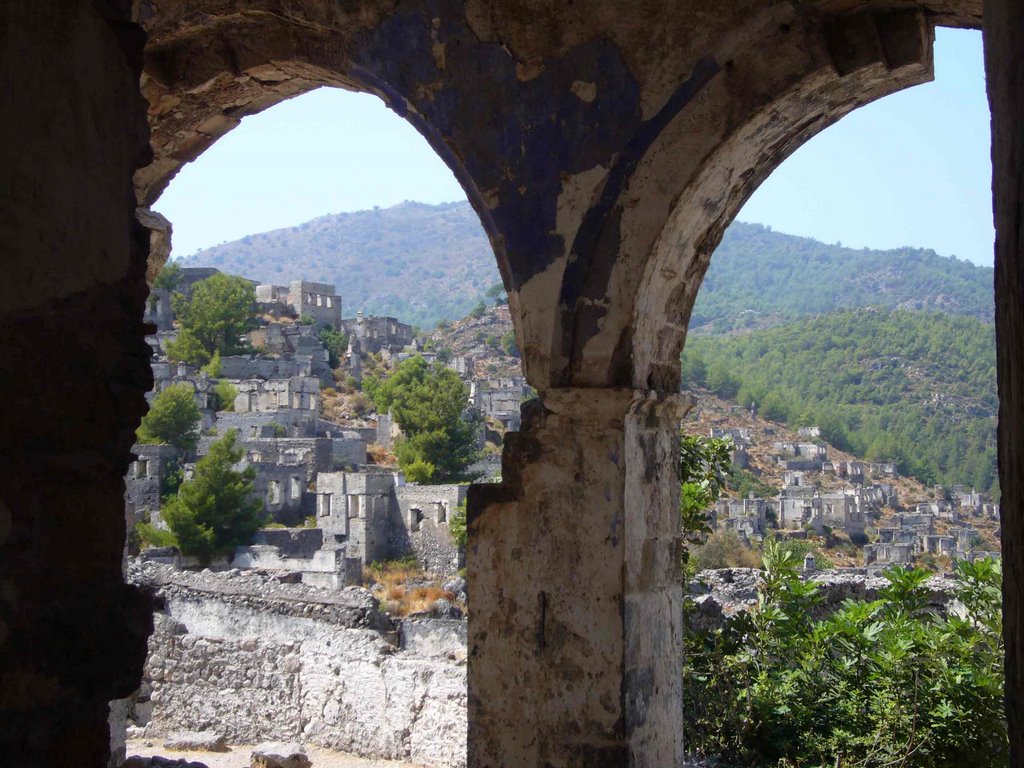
[127,740,425,768]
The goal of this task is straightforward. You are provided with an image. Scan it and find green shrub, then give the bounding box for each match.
[449,499,467,549]
[136,383,201,454]
[319,327,348,368]
[136,522,177,548]
[200,351,222,377]
[161,430,265,562]
[683,546,1007,766]
[402,456,436,484]
[692,529,761,570]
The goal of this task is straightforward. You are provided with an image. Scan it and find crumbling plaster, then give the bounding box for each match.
[1,1,1018,766]
[136,0,978,393]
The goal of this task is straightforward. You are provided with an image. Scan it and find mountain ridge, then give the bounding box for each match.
[176,200,994,330]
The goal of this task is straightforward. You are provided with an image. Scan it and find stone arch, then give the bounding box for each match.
[632,10,958,390]
[544,3,981,391]
[135,5,512,287]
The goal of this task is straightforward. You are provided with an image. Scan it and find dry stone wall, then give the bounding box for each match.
[129,564,467,768]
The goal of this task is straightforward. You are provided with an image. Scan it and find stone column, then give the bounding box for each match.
[985,2,1024,763]
[467,388,691,768]
[0,3,153,765]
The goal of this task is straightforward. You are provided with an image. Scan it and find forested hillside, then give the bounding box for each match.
[681,309,998,493]
[692,222,993,331]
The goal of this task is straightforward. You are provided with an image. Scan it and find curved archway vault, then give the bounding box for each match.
[6,1,1024,767]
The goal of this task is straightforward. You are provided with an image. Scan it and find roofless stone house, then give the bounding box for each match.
[2,1,1022,766]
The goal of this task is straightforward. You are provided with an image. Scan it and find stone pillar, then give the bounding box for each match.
[985,2,1024,763]
[0,3,153,765]
[467,388,691,767]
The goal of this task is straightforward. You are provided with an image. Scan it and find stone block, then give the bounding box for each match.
[163,731,227,752]
[250,742,311,768]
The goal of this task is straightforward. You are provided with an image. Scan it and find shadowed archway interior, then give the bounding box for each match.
[2,2,1022,767]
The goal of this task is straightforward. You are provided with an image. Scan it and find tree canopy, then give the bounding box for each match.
[365,355,478,481]
[682,308,998,494]
[136,382,201,454]
[161,430,264,562]
[166,272,255,366]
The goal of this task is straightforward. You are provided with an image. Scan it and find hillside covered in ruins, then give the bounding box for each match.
[175,201,994,330]
[177,201,501,329]
[682,308,998,494]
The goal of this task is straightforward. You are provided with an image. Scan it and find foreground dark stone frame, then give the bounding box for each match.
[1,1,1020,766]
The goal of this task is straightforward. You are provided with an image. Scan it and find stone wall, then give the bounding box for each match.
[686,568,958,634]
[394,484,466,577]
[218,356,311,381]
[129,564,467,767]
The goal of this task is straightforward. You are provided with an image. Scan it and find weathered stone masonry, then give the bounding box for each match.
[4,2,1024,768]
[128,564,466,767]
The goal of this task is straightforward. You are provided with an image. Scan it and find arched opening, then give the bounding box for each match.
[123,78,516,766]
[665,24,1006,764]
[7,4,1024,768]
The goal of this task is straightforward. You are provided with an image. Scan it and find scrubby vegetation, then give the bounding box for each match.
[683,543,1007,767]
[361,557,458,616]
[683,309,997,493]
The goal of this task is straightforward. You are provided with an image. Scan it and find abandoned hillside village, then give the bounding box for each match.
[113,264,1004,767]
[129,266,1000,587]
[130,267,532,581]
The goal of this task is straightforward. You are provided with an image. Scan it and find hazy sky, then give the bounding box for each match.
[157,27,992,266]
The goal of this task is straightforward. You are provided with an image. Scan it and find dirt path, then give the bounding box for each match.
[127,739,427,768]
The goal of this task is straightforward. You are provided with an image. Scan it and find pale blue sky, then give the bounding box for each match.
[158,28,992,266]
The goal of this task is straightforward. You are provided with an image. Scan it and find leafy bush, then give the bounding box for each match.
[212,380,238,412]
[692,529,761,570]
[136,383,201,454]
[200,351,222,377]
[679,434,733,564]
[500,329,519,357]
[401,455,436,484]
[683,544,1007,766]
[449,499,467,549]
[161,430,265,562]
[319,327,348,368]
[152,262,181,292]
[136,522,177,548]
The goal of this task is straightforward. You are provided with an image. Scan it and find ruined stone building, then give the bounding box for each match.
[317,470,465,578]
[341,311,414,354]
[255,280,342,328]
[774,440,829,470]
[714,497,771,540]
[710,426,752,445]
[469,376,532,432]
[5,3,1024,767]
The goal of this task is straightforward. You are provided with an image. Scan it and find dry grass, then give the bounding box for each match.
[362,560,456,616]
[367,443,397,467]
[321,387,376,426]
